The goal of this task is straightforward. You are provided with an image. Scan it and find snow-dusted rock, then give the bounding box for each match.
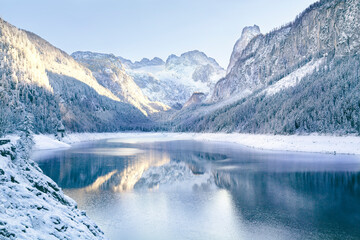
[0,137,106,239]
[183,92,206,108]
[132,57,165,69]
[227,25,261,74]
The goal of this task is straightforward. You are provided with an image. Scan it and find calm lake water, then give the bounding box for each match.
[34,139,360,240]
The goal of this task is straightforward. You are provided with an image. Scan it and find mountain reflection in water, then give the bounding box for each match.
[36,143,171,191]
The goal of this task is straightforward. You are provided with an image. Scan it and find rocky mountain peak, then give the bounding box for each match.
[71,51,170,115]
[242,25,261,36]
[132,57,165,69]
[214,0,360,102]
[227,25,261,74]
[166,50,221,68]
[183,92,206,108]
[124,50,225,107]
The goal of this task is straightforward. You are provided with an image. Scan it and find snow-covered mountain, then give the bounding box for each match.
[71,51,170,116]
[174,0,360,135]
[212,0,360,102]
[121,50,225,108]
[126,57,165,69]
[0,18,154,135]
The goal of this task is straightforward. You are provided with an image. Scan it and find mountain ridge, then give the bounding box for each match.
[213,0,360,101]
[71,51,170,116]
[0,17,151,135]
[173,0,360,135]
[121,50,225,107]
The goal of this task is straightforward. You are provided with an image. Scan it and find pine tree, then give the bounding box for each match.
[17,112,34,159]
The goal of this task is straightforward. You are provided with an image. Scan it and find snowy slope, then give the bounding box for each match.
[0,137,106,239]
[72,51,170,116]
[122,50,225,107]
[265,58,325,96]
[0,18,149,134]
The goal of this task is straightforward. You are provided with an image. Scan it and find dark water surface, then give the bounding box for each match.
[34,139,360,240]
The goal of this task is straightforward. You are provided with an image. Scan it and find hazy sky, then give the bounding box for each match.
[0,0,317,68]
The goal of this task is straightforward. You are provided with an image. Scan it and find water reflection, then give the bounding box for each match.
[35,141,170,191]
[214,171,360,238]
[35,140,360,240]
[84,170,118,192]
[74,147,144,156]
[111,151,170,192]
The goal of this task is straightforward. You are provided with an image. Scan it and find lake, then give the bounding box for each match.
[33,138,360,240]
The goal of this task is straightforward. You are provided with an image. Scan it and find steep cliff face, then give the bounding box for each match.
[173,0,360,135]
[71,52,170,116]
[227,25,261,74]
[213,0,360,101]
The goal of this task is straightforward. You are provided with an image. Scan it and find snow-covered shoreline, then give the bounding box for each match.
[0,136,106,239]
[34,132,360,155]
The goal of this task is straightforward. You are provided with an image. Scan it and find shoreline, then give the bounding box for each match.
[33,132,360,156]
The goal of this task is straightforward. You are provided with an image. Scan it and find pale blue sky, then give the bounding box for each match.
[0,0,317,67]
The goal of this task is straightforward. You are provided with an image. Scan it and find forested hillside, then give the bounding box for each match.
[0,18,150,137]
[212,0,360,101]
[2,0,360,136]
[172,0,360,135]
[174,54,360,134]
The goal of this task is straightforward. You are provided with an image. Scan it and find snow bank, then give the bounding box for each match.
[34,132,360,155]
[0,137,106,239]
[192,133,360,155]
[33,135,70,150]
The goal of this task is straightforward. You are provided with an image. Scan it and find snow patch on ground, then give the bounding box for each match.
[33,135,70,150]
[34,132,360,155]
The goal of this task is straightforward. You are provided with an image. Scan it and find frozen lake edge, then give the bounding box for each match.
[34,132,360,156]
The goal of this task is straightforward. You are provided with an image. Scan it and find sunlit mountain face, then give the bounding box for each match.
[71,51,170,116]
